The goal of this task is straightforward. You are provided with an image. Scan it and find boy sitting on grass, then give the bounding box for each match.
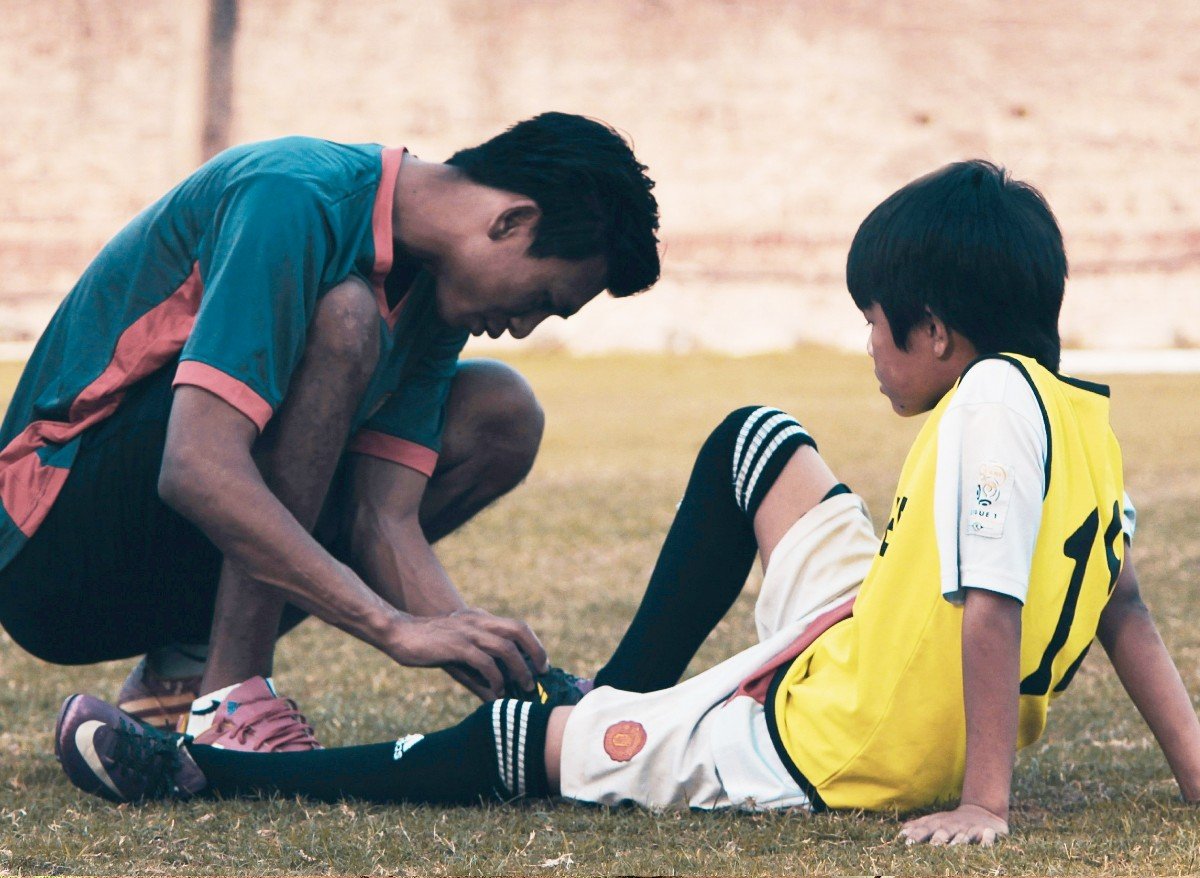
[54,160,1200,846]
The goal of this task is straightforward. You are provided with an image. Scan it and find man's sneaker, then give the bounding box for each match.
[191,676,322,752]
[55,694,207,803]
[117,657,202,732]
[507,666,594,707]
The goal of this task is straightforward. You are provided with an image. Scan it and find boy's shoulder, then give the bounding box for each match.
[952,356,1040,412]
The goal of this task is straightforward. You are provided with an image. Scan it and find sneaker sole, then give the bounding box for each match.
[118,693,194,731]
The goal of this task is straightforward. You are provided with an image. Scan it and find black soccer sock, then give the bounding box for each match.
[187,699,553,805]
[594,406,817,693]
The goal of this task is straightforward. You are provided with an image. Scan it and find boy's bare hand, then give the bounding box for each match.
[899,804,1009,846]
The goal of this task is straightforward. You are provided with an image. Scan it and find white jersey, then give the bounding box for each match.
[935,359,1135,605]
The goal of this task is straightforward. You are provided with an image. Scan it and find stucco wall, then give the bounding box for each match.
[2,0,1197,350]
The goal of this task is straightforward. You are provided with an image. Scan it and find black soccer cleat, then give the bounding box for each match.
[506,665,595,707]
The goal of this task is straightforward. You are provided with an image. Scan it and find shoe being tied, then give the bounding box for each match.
[507,665,595,707]
[191,676,322,752]
[117,656,202,732]
[55,694,206,803]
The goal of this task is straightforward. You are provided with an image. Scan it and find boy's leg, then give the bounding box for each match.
[184,698,555,804]
[594,406,837,692]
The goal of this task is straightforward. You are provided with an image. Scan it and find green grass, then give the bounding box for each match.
[2,348,1199,875]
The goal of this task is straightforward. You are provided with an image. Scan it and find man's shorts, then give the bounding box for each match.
[0,364,306,664]
[558,491,879,811]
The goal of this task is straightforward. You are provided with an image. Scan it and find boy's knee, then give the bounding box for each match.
[701,406,818,515]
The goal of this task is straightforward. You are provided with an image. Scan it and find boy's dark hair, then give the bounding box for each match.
[447,112,661,297]
[846,160,1067,372]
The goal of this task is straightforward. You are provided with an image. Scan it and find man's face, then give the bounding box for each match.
[862,302,958,417]
[434,237,608,339]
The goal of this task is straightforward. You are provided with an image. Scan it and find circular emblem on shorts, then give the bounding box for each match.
[603,720,647,762]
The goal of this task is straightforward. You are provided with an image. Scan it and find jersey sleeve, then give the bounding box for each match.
[935,359,1049,605]
[174,175,331,432]
[346,324,467,477]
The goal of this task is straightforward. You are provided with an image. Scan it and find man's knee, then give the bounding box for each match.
[444,359,545,487]
[306,279,380,384]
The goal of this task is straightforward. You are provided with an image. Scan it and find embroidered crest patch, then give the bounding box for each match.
[968,461,1011,538]
[603,720,647,762]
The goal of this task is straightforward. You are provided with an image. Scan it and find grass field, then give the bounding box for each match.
[1,348,1199,875]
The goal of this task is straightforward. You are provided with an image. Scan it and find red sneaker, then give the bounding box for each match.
[116,657,202,732]
[191,677,321,752]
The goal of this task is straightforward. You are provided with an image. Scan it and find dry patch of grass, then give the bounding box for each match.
[1,349,1199,875]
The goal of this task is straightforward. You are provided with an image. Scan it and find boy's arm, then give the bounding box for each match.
[1097,543,1200,800]
[900,588,1020,846]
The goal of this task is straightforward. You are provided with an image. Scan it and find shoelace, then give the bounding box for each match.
[223,697,320,751]
[111,720,183,798]
[540,668,592,701]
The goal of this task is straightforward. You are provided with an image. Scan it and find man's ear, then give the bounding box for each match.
[488,200,541,242]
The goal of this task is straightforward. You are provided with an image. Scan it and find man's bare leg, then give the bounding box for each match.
[418,359,545,543]
[200,279,380,694]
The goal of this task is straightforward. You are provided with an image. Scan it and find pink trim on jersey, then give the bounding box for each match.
[731,596,857,705]
[347,430,438,477]
[0,453,70,538]
[0,263,205,536]
[371,147,407,330]
[173,361,274,432]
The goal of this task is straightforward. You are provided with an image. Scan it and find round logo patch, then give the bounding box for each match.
[603,720,647,762]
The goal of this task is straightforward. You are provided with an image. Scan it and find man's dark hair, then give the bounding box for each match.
[846,160,1067,372]
[447,112,661,297]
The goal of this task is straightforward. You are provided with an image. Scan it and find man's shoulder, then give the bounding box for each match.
[203,137,385,198]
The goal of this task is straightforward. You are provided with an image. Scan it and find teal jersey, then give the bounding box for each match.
[0,137,466,569]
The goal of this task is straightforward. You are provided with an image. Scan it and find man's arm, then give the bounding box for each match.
[900,588,1020,846]
[160,386,542,697]
[340,453,549,698]
[1097,542,1200,800]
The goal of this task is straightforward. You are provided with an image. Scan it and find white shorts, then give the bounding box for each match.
[559,492,878,810]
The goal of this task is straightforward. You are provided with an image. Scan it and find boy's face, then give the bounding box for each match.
[862,303,968,417]
[433,233,608,340]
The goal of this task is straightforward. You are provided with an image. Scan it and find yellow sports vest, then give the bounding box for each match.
[768,354,1125,811]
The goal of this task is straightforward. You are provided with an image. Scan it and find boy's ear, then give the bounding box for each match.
[488,200,541,242]
[924,309,954,358]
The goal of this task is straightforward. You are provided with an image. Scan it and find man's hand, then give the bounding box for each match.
[387,609,549,700]
[899,804,1009,846]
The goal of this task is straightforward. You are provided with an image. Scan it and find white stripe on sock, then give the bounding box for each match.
[491,702,506,791]
[504,700,519,794]
[515,702,530,797]
[736,412,792,506]
[743,425,810,511]
[732,407,780,487]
